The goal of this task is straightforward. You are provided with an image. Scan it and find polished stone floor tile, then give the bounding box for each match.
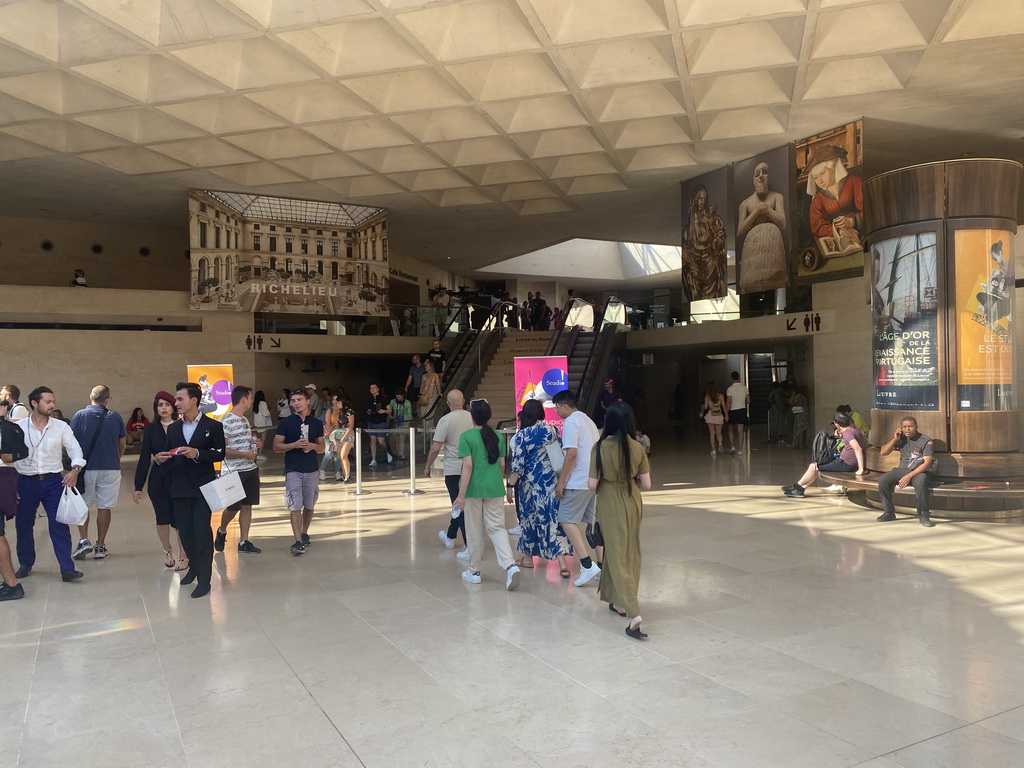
[887,724,1024,767]
[3,441,1024,766]
[773,679,966,754]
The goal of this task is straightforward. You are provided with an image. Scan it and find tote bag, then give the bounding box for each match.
[544,425,564,473]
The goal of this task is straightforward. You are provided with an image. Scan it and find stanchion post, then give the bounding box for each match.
[403,425,425,496]
[349,427,371,496]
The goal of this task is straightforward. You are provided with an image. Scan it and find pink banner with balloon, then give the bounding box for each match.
[513,355,569,433]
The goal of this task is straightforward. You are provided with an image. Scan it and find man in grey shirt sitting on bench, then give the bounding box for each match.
[876,416,936,528]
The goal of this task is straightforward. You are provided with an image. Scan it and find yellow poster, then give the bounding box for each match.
[185,364,234,421]
[954,229,1013,411]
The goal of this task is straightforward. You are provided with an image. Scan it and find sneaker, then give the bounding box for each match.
[781,484,796,492]
[876,512,897,522]
[343,475,353,484]
[214,528,227,552]
[61,570,84,582]
[574,563,601,587]
[710,450,716,456]
[369,459,377,467]
[238,540,262,554]
[508,525,523,536]
[920,516,936,528]
[438,530,454,550]
[93,545,108,560]
[387,453,394,463]
[824,484,847,494]
[506,565,521,591]
[290,541,305,556]
[461,570,482,584]
[319,470,326,481]
[455,548,470,561]
[72,539,93,560]
[301,533,311,548]
[784,486,805,498]
[0,582,25,601]
[335,472,342,481]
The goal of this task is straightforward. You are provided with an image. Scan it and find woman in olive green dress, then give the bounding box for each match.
[589,401,652,639]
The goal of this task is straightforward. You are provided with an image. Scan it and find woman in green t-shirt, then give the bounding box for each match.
[454,400,521,590]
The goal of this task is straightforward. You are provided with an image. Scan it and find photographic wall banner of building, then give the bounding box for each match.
[954,229,1014,412]
[734,144,792,295]
[794,120,865,282]
[680,168,730,302]
[187,190,389,316]
[871,232,939,411]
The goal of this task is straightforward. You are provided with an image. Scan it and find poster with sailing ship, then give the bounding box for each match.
[871,232,939,410]
[954,229,1014,411]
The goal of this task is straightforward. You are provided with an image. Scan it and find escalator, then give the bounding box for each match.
[547,297,628,418]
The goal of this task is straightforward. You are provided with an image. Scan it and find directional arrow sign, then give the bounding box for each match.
[786,318,796,331]
[270,337,281,348]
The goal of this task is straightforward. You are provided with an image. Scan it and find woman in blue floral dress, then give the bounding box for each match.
[506,399,569,575]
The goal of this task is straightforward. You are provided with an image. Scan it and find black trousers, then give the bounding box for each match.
[174,496,214,588]
[444,474,466,544]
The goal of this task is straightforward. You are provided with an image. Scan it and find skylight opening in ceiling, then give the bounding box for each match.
[202,191,385,228]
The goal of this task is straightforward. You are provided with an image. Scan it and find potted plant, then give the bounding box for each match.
[199,276,219,302]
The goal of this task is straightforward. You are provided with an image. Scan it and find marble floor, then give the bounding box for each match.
[4,437,1024,768]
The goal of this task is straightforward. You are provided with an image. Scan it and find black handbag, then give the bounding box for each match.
[585,522,604,549]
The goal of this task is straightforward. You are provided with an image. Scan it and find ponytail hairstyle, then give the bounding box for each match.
[595,401,637,479]
[470,399,499,464]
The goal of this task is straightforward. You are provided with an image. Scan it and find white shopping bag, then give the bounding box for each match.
[56,486,89,526]
[200,472,246,512]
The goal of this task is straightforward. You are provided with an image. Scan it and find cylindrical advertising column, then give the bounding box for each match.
[864,158,1022,478]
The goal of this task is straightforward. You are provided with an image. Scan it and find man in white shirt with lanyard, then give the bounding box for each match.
[13,386,87,583]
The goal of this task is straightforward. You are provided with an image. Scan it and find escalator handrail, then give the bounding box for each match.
[409,299,518,427]
[575,296,628,407]
[545,297,594,355]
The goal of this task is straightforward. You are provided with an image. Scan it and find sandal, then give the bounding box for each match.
[560,568,571,579]
[163,550,175,569]
[174,557,189,572]
[515,556,534,568]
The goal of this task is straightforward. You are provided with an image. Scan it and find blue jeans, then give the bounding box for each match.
[16,474,74,573]
[320,449,340,473]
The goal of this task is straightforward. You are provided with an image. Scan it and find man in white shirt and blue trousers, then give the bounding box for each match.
[14,386,87,582]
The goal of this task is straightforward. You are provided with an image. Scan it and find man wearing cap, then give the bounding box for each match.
[305,384,321,422]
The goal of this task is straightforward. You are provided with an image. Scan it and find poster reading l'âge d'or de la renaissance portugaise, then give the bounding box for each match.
[872,232,939,410]
[954,229,1015,411]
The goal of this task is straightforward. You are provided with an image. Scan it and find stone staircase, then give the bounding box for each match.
[469,331,553,426]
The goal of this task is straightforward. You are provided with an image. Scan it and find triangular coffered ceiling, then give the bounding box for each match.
[0,0,1021,276]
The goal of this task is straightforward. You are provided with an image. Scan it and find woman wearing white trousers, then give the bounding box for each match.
[453,399,520,591]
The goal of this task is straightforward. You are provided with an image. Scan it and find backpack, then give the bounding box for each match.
[0,418,29,463]
[810,429,836,466]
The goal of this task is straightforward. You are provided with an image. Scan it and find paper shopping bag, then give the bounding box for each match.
[200,472,246,512]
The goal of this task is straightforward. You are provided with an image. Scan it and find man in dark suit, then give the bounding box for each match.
[158,382,225,598]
